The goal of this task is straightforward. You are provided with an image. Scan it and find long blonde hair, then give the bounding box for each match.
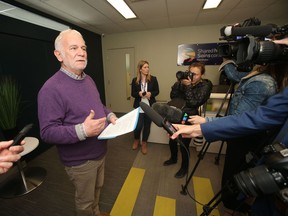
[136,60,151,84]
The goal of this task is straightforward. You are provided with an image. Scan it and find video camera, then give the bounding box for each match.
[217,18,288,71]
[176,71,195,80]
[233,142,288,201]
[201,142,288,216]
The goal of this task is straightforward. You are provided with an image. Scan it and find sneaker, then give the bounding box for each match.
[163,159,177,166]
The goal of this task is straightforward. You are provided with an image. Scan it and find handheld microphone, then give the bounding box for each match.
[222,25,275,38]
[11,123,33,146]
[139,102,177,136]
[151,103,183,123]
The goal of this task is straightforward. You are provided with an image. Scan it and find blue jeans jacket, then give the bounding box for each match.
[206,63,277,121]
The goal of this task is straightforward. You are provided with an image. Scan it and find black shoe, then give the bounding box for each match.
[163,159,177,166]
[174,168,187,178]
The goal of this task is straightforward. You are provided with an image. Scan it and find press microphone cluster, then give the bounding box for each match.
[151,103,183,124]
[139,102,178,136]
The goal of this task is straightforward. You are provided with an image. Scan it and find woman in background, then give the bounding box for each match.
[131,60,159,155]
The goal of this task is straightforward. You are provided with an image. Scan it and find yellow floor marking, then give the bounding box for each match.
[193,176,220,216]
[110,167,145,216]
[153,195,176,216]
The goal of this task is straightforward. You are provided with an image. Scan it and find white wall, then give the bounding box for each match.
[102,20,287,102]
[102,24,223,102]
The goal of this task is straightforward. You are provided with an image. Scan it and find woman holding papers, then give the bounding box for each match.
[131,60,159,154]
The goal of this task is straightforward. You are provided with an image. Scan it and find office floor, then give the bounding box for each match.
[0,132,225,216]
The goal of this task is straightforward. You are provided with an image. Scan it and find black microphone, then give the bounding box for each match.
[151,103,183,123]
[140,102,177,136]
[11,123,33,146]
[222,25,275,38]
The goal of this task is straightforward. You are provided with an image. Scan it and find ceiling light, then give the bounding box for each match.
[107,0,136,19]
[0,1,69,31]
[203,0,222,9]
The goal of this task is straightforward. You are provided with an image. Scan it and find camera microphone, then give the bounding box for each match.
[222,25,275,38]
[151,103,183,123]
[139,102,178,136]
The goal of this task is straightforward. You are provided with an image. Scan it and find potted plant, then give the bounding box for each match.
[0,76,22,139]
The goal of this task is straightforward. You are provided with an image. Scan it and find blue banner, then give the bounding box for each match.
[177,43,223,66]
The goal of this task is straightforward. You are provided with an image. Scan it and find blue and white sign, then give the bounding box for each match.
[177,43,224,66]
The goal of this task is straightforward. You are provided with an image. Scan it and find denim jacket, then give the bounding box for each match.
[206,63,277,122]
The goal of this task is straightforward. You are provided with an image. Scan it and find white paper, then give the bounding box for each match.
[98,107,140,140]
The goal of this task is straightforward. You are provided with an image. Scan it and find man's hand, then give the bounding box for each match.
[171,124,203,139]
[83,110,106,137]
[0,140,25,174]
[273,37,288,45]
[109,115,118,125]
[188,115,206,124]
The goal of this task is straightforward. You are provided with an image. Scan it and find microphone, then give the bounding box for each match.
[151,103,183,123]
[221,25,275,38]
[11,123,33,146]
[139,102,177,136]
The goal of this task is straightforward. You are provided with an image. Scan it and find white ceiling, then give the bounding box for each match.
[8,0,288,35]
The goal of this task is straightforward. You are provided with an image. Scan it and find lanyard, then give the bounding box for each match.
[141,81,147,92]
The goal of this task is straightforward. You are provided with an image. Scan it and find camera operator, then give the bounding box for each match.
[171,37,288,216]
[163,62,212,178]
[190,58,278,214]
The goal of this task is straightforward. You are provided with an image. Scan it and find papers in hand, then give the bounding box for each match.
[98,107,140,140]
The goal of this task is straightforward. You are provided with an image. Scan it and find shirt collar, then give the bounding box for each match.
[60,67,86,80]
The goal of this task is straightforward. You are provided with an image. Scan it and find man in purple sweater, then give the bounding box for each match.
[38,29,117,216]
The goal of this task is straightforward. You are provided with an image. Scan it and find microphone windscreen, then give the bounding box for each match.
[151,103,168,118]
[231,25,273,37]
[152,103,183,123]
[140,102,163,127]
[166,106,183,123]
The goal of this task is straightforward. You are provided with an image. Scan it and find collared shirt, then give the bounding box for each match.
[60,67,86,80]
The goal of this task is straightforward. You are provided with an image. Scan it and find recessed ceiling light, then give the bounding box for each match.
[203,0,222,9]
[107,0,136,19]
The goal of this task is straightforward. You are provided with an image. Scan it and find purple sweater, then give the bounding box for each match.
[38,70,111,166]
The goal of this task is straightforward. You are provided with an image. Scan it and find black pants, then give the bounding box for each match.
[168,137,191,170]
[134,113,152,142]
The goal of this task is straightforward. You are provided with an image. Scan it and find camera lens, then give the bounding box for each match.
[234,165,280,197]
[176,71,194,80]
[176,71,184,80]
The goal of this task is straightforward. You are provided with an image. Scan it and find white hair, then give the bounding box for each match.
[54,29,83,52]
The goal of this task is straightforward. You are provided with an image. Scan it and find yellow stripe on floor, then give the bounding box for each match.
[193,176,220,216]
[153,195,176,216]
[110,167,145,216]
